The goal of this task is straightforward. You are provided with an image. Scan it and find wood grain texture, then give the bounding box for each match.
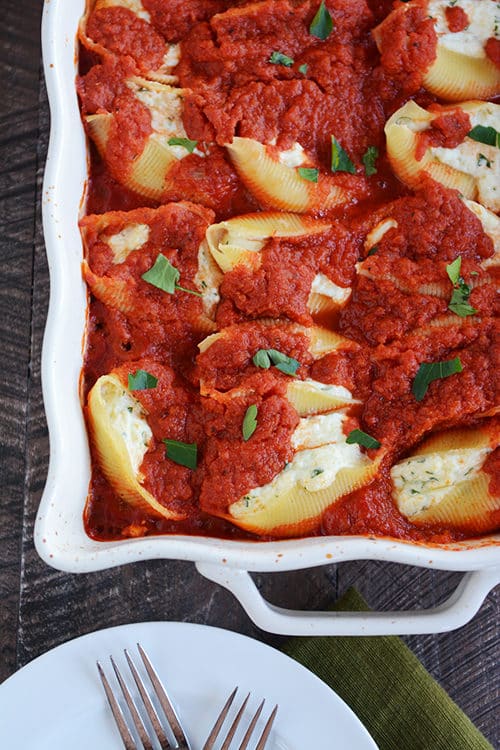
[0,2,498,747]
[0,0,43,683]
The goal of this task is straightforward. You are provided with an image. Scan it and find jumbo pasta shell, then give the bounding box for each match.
[384,102,475,197]
[424,41,500,102]
[83,262,135,314]
[227,449,380,537]
[85,113,113,154]
[286,379,360,416]
[392,425,499,532]
[206,212,331,272]
[126,136,178,201]
[88,374,185,520]
[225,137,348,212]
[463,200,500,267]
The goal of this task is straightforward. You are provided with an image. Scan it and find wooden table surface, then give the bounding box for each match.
[1,1,498,745]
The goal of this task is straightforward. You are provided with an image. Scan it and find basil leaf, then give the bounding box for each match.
[142,254,202,297]
[362,146,379,176]
[269,51,294,67]
[346,429,381,449]
[449,286,477,317]
[299,63,308,74]
[331,136,356,174]
[163,439,197,470]
[253,348,300,376]
[168,137,198,153]
[253,349,272,369]
[412,358,463,401]
[242,404,258,441]
[310,1,333,40]
[298,167,319,182]
[446,257,461,285]
[468,125,500,148]
[367,245,378,257]
[142,254,179,293]
[128,370,158,391]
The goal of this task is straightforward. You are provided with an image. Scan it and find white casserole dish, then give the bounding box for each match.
[37,0,500,636]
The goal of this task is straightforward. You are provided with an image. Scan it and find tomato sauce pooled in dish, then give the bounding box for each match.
[79,0,500,543]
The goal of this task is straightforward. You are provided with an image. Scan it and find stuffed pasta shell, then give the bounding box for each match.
[373,0,500,101]
[385,100,500,212]
[392,424,500,533]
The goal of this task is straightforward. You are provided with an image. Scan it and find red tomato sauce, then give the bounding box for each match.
[80,0,499,543]
[445,6,469,34]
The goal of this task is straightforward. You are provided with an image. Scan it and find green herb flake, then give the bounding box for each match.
[412,358,463,402]
[163,439,198,470]
[242,404,258,442]
[252,349,272,369]
[468,124,500,148]
[311,468,324,477]
[446,257,462,285]
[168,137,198,153]
[299,63,308,75]
[477,153,491,168]
[446,256,476,317]
[309,1,333,40]
[367,245,378,257]
[331,136,356,174]
[128,370,158,391]
[253,348,300,376]
[298,167,319,182]
[346,429,381,450]
[269,51,294,67]
[141,254,202,297]
[362,146,379,176]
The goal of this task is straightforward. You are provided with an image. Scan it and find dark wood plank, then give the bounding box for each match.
[0,0,43,683]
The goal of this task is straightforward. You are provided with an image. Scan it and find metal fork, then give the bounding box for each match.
[202,688,278,750]
[97,643,191,750]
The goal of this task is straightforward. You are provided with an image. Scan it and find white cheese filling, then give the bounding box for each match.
[105,223,150,264]
[392,447,490,518]
[278,142,308,168]
[102,382,152,474]
[428,0,499,58]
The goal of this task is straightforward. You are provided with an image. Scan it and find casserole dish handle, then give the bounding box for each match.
[196,562,500,636]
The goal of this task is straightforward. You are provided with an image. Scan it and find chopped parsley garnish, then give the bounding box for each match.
[252,349,300,376]
[468,125,500,148]
[298,167,319,182]
[477,153,491,168]
[445,256,477,317]
[309,1,333,40]
[331,136,356,174]
[412,358,463,402]
[269,51,294,67]
[311,468,324,476]
[346,429,381,449]
[299,63,308,75]
[168,137,198,153]
[242,404,258,441]
[128,370,158,391]
[362,146,379,176]
[163,439,197,470]
[141,254,202,297]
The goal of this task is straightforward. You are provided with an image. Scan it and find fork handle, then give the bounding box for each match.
[195,562,500,636]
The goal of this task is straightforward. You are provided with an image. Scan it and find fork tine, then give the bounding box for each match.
[202,687,238,750]
[220,693,250,750]
[124,649,171,749]
[237,699,265,750]
[255,704,278,750]
[97,661,137,750]
[137,643,190,749]
[111,656,155,750]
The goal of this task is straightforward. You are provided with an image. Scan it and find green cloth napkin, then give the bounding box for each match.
[283,588,493,750]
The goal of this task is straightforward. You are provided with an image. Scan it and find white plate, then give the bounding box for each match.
[0,621,377,749]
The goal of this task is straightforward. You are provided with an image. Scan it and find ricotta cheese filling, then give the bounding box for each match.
[428,0,500,58]
[102,382,152,474]
[310,274,351,305]
[278,142,308,168]
[392,447,491,518]
[105,223,150,264]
